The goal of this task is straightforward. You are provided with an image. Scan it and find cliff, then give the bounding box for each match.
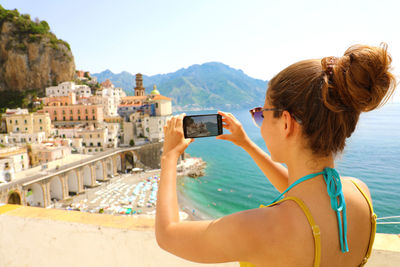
[0,6,75,109]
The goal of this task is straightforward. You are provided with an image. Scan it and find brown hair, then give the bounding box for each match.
[267,43,396,156]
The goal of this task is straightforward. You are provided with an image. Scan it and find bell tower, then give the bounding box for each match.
[134,73,145,96]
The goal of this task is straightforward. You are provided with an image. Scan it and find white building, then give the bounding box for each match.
[78,125,114,153]
[105,123,120,148]
[95,79,125,117]
[0,132,46,145]
[0,158,14,183]
[0,147,29,178]
[46,82,92,98]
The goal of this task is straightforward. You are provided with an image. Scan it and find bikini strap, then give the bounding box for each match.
[350,180,377,266]
[261,196,321,267]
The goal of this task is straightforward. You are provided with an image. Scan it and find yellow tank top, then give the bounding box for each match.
[239,180,376,267]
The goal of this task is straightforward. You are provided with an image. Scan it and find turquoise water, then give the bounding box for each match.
[177,103,400,234]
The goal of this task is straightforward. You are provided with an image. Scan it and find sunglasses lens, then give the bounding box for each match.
[253,111,263,127]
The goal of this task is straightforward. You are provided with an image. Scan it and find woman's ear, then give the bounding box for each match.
[281,111,294,137]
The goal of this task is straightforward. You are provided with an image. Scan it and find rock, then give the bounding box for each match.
[178,157,207,178]
[0,21,75,92]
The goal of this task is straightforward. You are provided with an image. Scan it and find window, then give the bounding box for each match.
[85,116,88,120]
[90,142,93,147]
[156,103,159,108]
[78,110,80,114]
[65,103,68,106]
[16,127,19,131]
[62,110,65,114]
[70,110,73,114]
[89,134,92,138]
[63,116,66,121]
[24,120,27,124]
[54,117,57,121]
[85,109,88,114]
[15,120,18,125]
[93,115,96,120]
[9,120,12,124]
[54,111,57,115]
[92,109,95,113]
[39,119,42,123]
[97,134,100,138]
[82,142,86,146]
[25,128,28,131]
[70,116,73,121]
[78,116,81,121]
[40,126,42,130]
[97,142,101,147]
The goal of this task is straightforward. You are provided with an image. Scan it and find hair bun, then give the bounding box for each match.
[322,43,396,113]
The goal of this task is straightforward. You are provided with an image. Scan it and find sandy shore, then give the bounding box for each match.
[53,160,210,222]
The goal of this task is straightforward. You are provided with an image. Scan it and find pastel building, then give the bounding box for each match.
[30,144,71,166]
[3,108,51,137]
[42,93,104,127]
[46,82,92,98]
[120,74,172,144]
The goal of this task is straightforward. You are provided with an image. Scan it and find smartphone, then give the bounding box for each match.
[183,114,223,138]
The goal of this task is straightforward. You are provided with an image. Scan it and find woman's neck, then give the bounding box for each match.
[285,150,334,187]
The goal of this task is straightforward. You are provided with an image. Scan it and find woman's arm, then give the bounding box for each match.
[216,111,289,192]
[155,114,289,263]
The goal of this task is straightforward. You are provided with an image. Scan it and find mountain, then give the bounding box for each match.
[92,62,268,111]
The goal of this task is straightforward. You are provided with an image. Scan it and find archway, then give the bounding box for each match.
[49,176,63,201]
[115,155,122,172]
[7,191,21,205]
[125,152,134,171]
[67,171,79,196]
[26,183,44,207]
[95,161,104,180]
[82,165,92,187]
[106,158,113,178]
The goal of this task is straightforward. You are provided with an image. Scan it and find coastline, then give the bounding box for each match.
[49,156,211,222]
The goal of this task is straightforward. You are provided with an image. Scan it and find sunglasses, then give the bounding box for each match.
[249,107,283,128]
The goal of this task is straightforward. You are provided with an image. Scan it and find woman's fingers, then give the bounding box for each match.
[176,113,185,131]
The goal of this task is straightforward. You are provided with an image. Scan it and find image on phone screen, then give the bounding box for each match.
[183,115,221,138]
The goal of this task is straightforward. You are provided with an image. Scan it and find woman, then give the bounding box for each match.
[155,44,396,266]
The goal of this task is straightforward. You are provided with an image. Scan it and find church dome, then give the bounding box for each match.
[150,84,160,95]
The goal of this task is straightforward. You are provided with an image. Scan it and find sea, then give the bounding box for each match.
[176,103,400,234]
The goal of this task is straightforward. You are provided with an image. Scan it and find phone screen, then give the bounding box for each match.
[183,114,222,138]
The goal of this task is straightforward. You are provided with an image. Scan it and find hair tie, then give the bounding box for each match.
[321,56,339,78]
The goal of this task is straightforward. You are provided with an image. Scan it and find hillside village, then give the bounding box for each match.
[0,72,172,183]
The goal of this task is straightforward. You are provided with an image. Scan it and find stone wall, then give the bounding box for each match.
[135,142,163,169]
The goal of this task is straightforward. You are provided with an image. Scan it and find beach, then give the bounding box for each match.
[52,157,209,222]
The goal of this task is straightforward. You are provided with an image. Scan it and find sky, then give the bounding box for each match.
[2,0,400,101]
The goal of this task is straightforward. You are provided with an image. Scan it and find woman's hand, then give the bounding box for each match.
[216,111,252,148]
[162,114,194,159]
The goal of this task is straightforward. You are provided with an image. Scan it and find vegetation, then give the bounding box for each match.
[129,139,135,146]
[0,89,44,113]
[0,4,71,51]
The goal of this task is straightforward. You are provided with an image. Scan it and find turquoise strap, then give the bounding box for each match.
[267,167,349,253]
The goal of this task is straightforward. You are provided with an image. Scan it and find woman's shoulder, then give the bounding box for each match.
[341,176,372,203]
